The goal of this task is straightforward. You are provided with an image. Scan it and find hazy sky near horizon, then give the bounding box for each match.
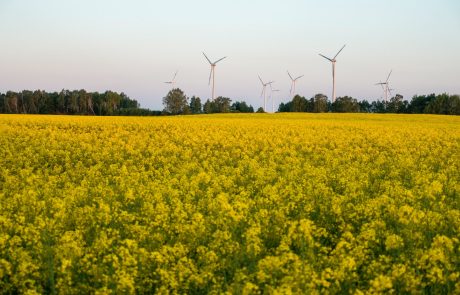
[1,0,459,110]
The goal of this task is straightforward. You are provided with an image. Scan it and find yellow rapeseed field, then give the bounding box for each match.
[0,113,459,294]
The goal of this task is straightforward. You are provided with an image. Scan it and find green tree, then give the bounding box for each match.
[104,91,122,115]
[21,90,34,114]
[214,96,232,113]
[190,96,202,114]
[57,89,68,113]
[371,100,387,113]
[231,101,254,113]
[69,90,80,114]
[311,93,328,113]
[424,93,459,115]
[387,94,407,113]
[203,99,215,114]
[358,100,372,113]
[33,90,48,114]
[163,88,189,115]
[449,94,460,115]
[6,91,19,113]
[408,94,435,114]
[0,93,5,113]
[278,101,292,112]
[332,96,360,112]
[291,95,308,112]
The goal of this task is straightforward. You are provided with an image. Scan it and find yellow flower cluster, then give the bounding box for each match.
[0,113,459,293]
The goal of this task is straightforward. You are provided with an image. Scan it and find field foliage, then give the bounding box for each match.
[0,114,459,293]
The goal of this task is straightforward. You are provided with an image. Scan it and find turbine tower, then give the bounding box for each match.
[287,71,304,97]
[271,89,280,113]
[258,75,274,112]
[319,44,346,103]
[203,52,227,100]
[375,70,393,102]
[164,70,178,89]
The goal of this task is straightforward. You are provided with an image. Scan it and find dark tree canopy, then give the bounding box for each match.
[332,96,360,113]
[0,89,143,115]
[311,94,328,113]
[291,95,309,112]
[386,94,408,114]
[203,97,232,114]
[189,96,202,114]
[163,88,190,115]
[276,92,459,115]
[231,101,254,113]
[278,102,292,112]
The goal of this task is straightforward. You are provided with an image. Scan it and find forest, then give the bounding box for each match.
[0,89,159,116]
[278,93,460,115]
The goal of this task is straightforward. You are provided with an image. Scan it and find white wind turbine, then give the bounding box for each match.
[375,70,393,102]
[203,52,227,100]
[287,71,304,97]
[258,75,274,112]
[271,89,280,113]
[164,70,178,89]
[319,44,346,103]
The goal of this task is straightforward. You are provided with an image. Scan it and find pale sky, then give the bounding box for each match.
[0,0,459,110]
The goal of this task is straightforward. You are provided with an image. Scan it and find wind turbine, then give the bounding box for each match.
[271,89,280,113]
[203,52,227,100]
[375,70,392,102]
[287,71,304,97]
[164,70,178,89]
[319,44,346,103]
[258,75,274,112]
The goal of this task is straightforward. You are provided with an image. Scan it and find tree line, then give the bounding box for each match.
[164,89,460,115]
[1,88,458,116]
[162,88,255,115]
[279,93,460,115]
[0,89,159,116]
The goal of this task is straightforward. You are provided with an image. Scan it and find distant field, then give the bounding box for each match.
[0,113,459,293]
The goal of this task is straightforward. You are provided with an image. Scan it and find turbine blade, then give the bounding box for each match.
[287,71,294,81]
[172,70,178,81]
[260,86,265,97]
[215,56,227,64]
[319,53,333,62]
[334,44,346,59]
[258,75,264,85]
[202,52,212,64]
[208,68,213,85]
[295,75,304,80]
[386,70,392,82]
